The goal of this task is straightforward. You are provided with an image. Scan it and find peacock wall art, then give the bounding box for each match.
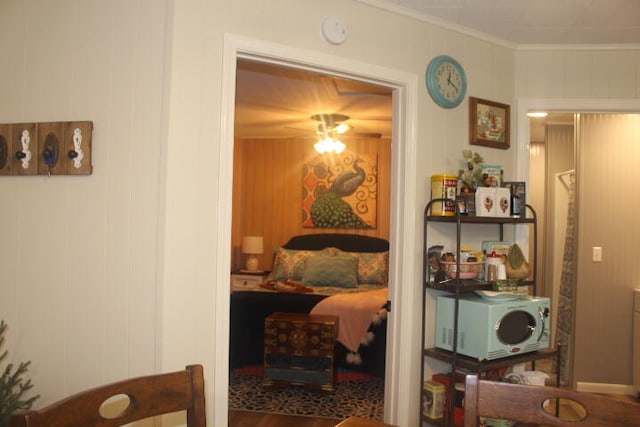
[302,152,377,229]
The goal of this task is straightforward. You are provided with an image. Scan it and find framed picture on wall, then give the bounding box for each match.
[469,97,510,149]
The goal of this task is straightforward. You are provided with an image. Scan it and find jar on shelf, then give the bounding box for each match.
[485,251,504,281]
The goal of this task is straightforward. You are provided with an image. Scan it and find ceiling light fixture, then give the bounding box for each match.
[311,113,350,154]
[314,137,346,154]
[527,111,548,118]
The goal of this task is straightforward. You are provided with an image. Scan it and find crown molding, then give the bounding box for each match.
[516,43,640,51]
[355,0,640,52]
[354,0,517,49]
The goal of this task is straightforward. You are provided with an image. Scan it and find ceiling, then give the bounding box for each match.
[379,0,640,45]
[235,2,638,140]
[234,60,393,139]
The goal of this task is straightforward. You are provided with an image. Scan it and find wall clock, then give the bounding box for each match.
[426,55,467,109]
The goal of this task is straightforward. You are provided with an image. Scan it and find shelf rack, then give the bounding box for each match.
[420,199,559,426]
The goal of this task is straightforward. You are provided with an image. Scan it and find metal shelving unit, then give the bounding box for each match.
[420,199,559,426]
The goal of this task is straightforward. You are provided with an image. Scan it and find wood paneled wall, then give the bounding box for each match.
[232,137,391,271]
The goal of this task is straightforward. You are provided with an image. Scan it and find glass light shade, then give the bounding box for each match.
[527,111,548,118]
[314,137,346,154]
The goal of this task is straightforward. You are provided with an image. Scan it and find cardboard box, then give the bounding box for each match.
[475,187,496,216]
[481,165,502,187]
[475,187,510,217]
[495,187,511,217]
[482,241,513,257]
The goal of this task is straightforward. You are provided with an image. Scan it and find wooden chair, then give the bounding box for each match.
[464,374,640,427]
[10,364,206,427]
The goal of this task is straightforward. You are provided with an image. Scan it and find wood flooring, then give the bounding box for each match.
[228,409,340,427]
[229,394,638,426]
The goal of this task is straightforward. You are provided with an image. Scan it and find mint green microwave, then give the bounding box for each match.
[435,294,550,360]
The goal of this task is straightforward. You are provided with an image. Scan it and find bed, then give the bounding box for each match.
[229,233,389,378]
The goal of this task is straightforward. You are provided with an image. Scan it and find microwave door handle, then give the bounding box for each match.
[537,306,549,342]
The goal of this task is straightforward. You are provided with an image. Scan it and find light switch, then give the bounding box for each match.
[592,246,602,262]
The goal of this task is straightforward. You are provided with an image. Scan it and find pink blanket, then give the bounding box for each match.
[310,288,388,352]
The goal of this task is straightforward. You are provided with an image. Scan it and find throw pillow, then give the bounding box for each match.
[302,255,358,288]
[270,247,331,281]
[335,250,389,285]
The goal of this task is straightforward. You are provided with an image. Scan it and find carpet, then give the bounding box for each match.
[229,366,384,421]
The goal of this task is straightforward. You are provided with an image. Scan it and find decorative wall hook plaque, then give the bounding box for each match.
[0,121,93,176]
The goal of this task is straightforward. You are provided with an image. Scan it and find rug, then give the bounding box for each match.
[229,366,384,421]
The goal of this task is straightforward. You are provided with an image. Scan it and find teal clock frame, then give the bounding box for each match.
[426,55,467,109]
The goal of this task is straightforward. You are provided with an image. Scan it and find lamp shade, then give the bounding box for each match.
[242,236,264,255]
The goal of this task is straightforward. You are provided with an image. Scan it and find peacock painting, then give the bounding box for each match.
[302,153,377,229]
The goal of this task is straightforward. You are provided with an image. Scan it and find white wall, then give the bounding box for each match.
[0,0,168,405]
[516,48,640,100]
[164,2,518,425]
[4,1,598,426]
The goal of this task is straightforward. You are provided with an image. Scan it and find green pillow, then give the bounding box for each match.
[270,247,331,281]
[302,255,358,288]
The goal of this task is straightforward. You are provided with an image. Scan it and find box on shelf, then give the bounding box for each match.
[482,241,513,257]
[475,187,510,217]
[423,380,445,419]
[481,165,502,187]
[475,187,496,216]
[495,187,511,217]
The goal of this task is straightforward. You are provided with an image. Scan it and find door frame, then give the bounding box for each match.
[215,34,419,426]
[516,97,640,392]
[515,98,640,180]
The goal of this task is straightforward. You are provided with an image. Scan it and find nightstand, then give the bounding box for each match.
[230,271,269,292]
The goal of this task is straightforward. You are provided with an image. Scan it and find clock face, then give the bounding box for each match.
[426,55,467,108]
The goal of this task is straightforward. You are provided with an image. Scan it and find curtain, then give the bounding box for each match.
[544,123,575,385]
[554,170,575,385]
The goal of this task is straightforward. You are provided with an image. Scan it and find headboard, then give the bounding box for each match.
[282,233,389,253]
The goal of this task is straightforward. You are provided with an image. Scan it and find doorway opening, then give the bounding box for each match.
[217,34,420,426]
[529,112,576,386]
[527,109,640,391]
[229,59,392,420]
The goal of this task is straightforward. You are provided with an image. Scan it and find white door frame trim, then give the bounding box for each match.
[516,97,640,394]
[215,34,419,426]
[516,98,640,181]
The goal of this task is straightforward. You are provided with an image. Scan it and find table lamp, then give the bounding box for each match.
[241,235,264,272]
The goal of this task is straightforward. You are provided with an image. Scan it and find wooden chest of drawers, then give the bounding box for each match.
[263,312,338,391]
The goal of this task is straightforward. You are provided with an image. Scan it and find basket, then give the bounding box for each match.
[439,261,484,279]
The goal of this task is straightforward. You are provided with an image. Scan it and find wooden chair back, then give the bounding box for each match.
[10,364,206,427]
[464,374,640,427]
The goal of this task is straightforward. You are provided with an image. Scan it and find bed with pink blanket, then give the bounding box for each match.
[229,233,389,377]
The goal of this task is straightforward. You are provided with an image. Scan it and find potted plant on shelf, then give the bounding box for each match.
[458,150,484,214]
[0,320,39,426]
